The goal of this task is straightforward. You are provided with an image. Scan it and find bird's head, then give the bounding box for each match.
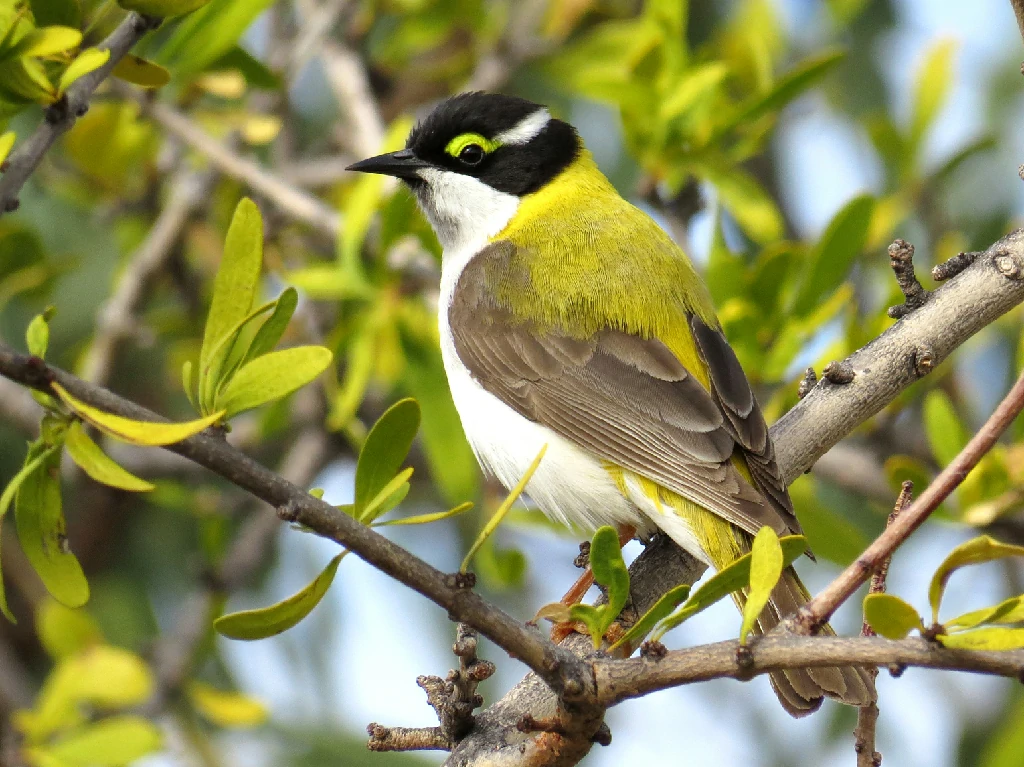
[347,92,580,251]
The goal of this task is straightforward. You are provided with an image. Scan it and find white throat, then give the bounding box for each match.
[413,169,519,256]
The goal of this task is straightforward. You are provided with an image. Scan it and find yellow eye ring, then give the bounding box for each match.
[445,132,500,161]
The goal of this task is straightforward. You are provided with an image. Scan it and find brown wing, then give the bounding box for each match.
[449,241,801,539]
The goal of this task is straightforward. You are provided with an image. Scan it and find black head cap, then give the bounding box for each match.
[348,92,580,197]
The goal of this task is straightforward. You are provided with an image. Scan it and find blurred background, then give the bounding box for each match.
[2,0,1024,765]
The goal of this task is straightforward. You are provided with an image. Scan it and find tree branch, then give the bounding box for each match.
[592,636,1024,705]
[0,344,591,704]
[0,13,160,215]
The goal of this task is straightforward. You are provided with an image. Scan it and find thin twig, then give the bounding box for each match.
[129,95,339,237]
[0,345,590,702]
[796,370,1024,633]
[366,724,450,752]
[0,13,160,215]
[854,481,912,767]
[886,239,930,319]
[80,168,212,385]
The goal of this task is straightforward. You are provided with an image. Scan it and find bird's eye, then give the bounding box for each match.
[459,143,485,166]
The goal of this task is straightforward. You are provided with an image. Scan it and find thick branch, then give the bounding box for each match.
[773,229,1024,483]
[593,636,1024,705]
[0,13,159,214]
[0,345,590,702]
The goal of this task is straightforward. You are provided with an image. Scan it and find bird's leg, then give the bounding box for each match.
[551,524,635,643]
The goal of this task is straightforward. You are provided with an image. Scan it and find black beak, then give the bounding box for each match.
[346,149,432,180]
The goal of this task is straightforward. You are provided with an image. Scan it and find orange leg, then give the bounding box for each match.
[551,524,636,643]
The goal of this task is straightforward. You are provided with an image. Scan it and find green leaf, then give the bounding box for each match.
[242,287,297,365]
[461,444,547,574]
[26,309,50,358]
[57,47,110,96]
[200,197,263,387]
[790,194,874,316]
[937,626,1024,651]
[207,46,280,89]
[653,536,807,641]
[8,26,81,58]
[45,715,162,766]
[214,552,345,639]
[353,398,420,518]
[863,593,924,639]
[740,527,784,644]
[701,163,784,245]
[569,526,631,649]
[473,540,527,590]
[0,131,14,165]
[789,474,867,566]
[181,359,196,409]
[928,536,1024,623]
[947,595,1024,631]
[285,265,374,301]
[910,38,957,150]
[660,62,728,123]
[35,598,102,658]
[609,584,691,651]
[156,0,277,78]
[359,467,412,524]
[531,602,572,624]
[216,346,332,418]
[187,681,267,728]
[64,421,155,492]
[0,442,63,622]
[923,390,969,467]
[52,383,224,446]
[15,443,89,609]
[111,54,170,88]
[374,501,474,527]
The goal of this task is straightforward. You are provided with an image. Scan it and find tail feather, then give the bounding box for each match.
[758,568,876,714]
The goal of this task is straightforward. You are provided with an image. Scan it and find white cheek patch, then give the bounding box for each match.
[495,109,551,145]
[415,168,519,253]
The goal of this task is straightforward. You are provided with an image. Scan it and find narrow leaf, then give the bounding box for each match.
[242,287,297,364]
[15,444,89,608]
[937,626,1024,651]
[200,198,263,373]
[0,443,63,622]
[354,398,420,516]
[928,535,1024,623]
[947,595,1024,631]
[740,527,784,644]
[181,360,196,409]
[187,681,268,728]
[910,39,957,149]
[57,47,110,96]
[52,383,224,446]
[111,54,170,88]
[64,421,154,492]
[359,467,412,524]
[653,536,807,640]
[214,552,345,640]
[0,132,14,166]
[610,584,691,651]
[461,444,547,574]
[863,593,924,639]
[46,715,162,766]
[374,501,474,527]
[9,26,81,58]
[217,346,332,417]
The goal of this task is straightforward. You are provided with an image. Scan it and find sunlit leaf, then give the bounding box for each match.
[111,55,170,88]
[937,626,1024,651]
[359,467,412,524]
[64,421,154,492]
[610,584,691,651]
[156,0,277,78]
[701,163,784,245]
[740,527,784,644]
[928,536,1024,623]
[910,38,957,150]
[217,346,333,417]
[8,26,81,58]
[923,390,969,467]
[52,383,224,446]
[187,681,268,728]
[653,536,807,640]
[57,47,110,96]
[0,131,14,165]
[374,501,474,527]
[354,398,420,518]
[215,552,345,640]
[242,287,297,365]
[863,593,923,639]
[117,0,210,16]
[45,715,162,766]
[26,309,50,358]
[947,595,1024,632]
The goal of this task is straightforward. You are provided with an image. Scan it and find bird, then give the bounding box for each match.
[347,91,875,716]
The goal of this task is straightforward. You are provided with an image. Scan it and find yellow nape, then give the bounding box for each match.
[490,150,718,389]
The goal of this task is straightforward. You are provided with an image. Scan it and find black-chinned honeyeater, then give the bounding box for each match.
[348,91,875,716]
